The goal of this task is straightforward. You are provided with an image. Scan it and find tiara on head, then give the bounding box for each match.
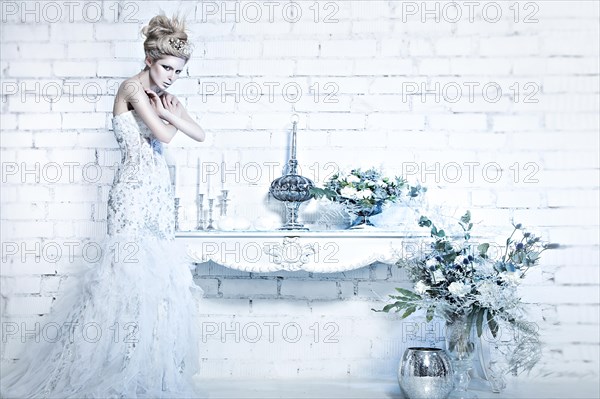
[168,37,193,57]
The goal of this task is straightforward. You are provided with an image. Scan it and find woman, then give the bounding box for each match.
[1,15,207,398]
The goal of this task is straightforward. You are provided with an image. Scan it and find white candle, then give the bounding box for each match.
[196,157,201,197]
[207,166,211,199]
[221,153,226,190]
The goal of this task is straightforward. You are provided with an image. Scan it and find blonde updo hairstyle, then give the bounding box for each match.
[141,14,193,67]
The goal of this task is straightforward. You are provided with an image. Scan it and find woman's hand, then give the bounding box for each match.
[160,93,183,118]
[145,88,167,118]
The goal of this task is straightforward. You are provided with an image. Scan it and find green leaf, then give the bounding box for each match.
[437,229,446,238]
[418,216,432,228]
[401,306,417,319]
[478,243,490,256]
[460,211,471,224]
[426,307,435,323]
[394,288,421,299]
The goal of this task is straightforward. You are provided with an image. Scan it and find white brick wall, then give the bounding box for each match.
[1,0,598,382]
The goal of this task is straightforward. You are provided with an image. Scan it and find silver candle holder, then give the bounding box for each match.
[220,189,229,216]
[174,197,181,231]
[196,193,205,230]
[268,119,314,230]
[206,198,215,230]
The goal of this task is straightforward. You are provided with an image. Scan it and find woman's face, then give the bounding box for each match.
[146,55,186,91]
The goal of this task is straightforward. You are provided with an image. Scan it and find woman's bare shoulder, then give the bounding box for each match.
[116,78,144,100]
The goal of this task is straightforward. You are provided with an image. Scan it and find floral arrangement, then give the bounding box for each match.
[310,167,424,211]
[377,211,558,374]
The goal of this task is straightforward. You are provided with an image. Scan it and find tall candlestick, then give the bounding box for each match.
[207,166,211,199]
[196,157,201,197]
[220,153,225,190]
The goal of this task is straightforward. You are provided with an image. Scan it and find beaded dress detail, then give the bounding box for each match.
[0,110,205,399]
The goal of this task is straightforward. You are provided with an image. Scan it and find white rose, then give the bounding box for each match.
[500,272,521,285]
[414,281,430,295]
[340,186,358,198]
[448,281,471,297]
[425,258,438,268]
[346,174,360,183]
[432,269,446,282]
[356,189,373,199]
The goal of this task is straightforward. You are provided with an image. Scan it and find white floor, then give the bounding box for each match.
[197,377,600,399]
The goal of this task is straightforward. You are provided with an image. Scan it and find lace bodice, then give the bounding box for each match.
[108,110,174,240]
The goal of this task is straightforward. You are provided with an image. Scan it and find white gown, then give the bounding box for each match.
[0,110,206,398]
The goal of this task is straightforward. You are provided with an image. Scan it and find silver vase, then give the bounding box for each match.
[398,347,454,399]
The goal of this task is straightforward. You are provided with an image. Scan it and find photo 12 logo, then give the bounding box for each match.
[397,1,540,23]
[197,1,340,23]
[1,1,141,23]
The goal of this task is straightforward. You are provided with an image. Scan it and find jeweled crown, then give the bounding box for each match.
[168,37,193,57]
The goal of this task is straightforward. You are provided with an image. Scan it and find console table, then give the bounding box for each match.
[175,230,426,273]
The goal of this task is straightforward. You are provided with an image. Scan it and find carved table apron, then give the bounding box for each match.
[176,230,426,273]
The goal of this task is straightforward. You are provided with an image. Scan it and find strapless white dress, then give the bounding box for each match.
[0,110,206,398]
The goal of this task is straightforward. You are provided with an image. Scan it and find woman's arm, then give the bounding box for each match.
[152,91,206,142]
[124,80,178,143]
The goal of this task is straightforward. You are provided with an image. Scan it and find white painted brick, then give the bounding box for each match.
[94,23,139,40]
[17,113,61,130]
[493,115,540,131]
[50,23,94,41]
[220,278,277,297]
[7,62,52,78]
[53,62,97,78]
[350,95,411,113]
[320,40,377,58]
[8,94,52,113]
[47,203,92,220]
[353,59,414,76]
[97,61,141,78]
[416,58,451,75]
[6,296,53,315]
[0,43,19,59]
[428,114,488,131]
[541,33,600,56]
[280,280,338,299]
[296,60,353,76]
[408,38,435,56]
[308,113,365,130]
[235,21,292,36]
[251,299,312,316]
[480,36,539,56]
[545,113,599,131]
[546,190,599,208]
[521,286,600,305]
[435,37,474,56]
[366,113,425,130]
[496,190,542,208]
[555,267,600,286]
[545,57,599,75]
[66,43,111,59]
[62,113,106,130]
[0,114,18,130]
[2,24,49,42]
[3,203,46,220]
[351,20,393,35]
[17,43,66,60]
[204,41,262,59]
[0,132,33,147]
[557,305,600,325]
[238,60,295,76]
[450,57,514,76]
[380,38,410,57]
